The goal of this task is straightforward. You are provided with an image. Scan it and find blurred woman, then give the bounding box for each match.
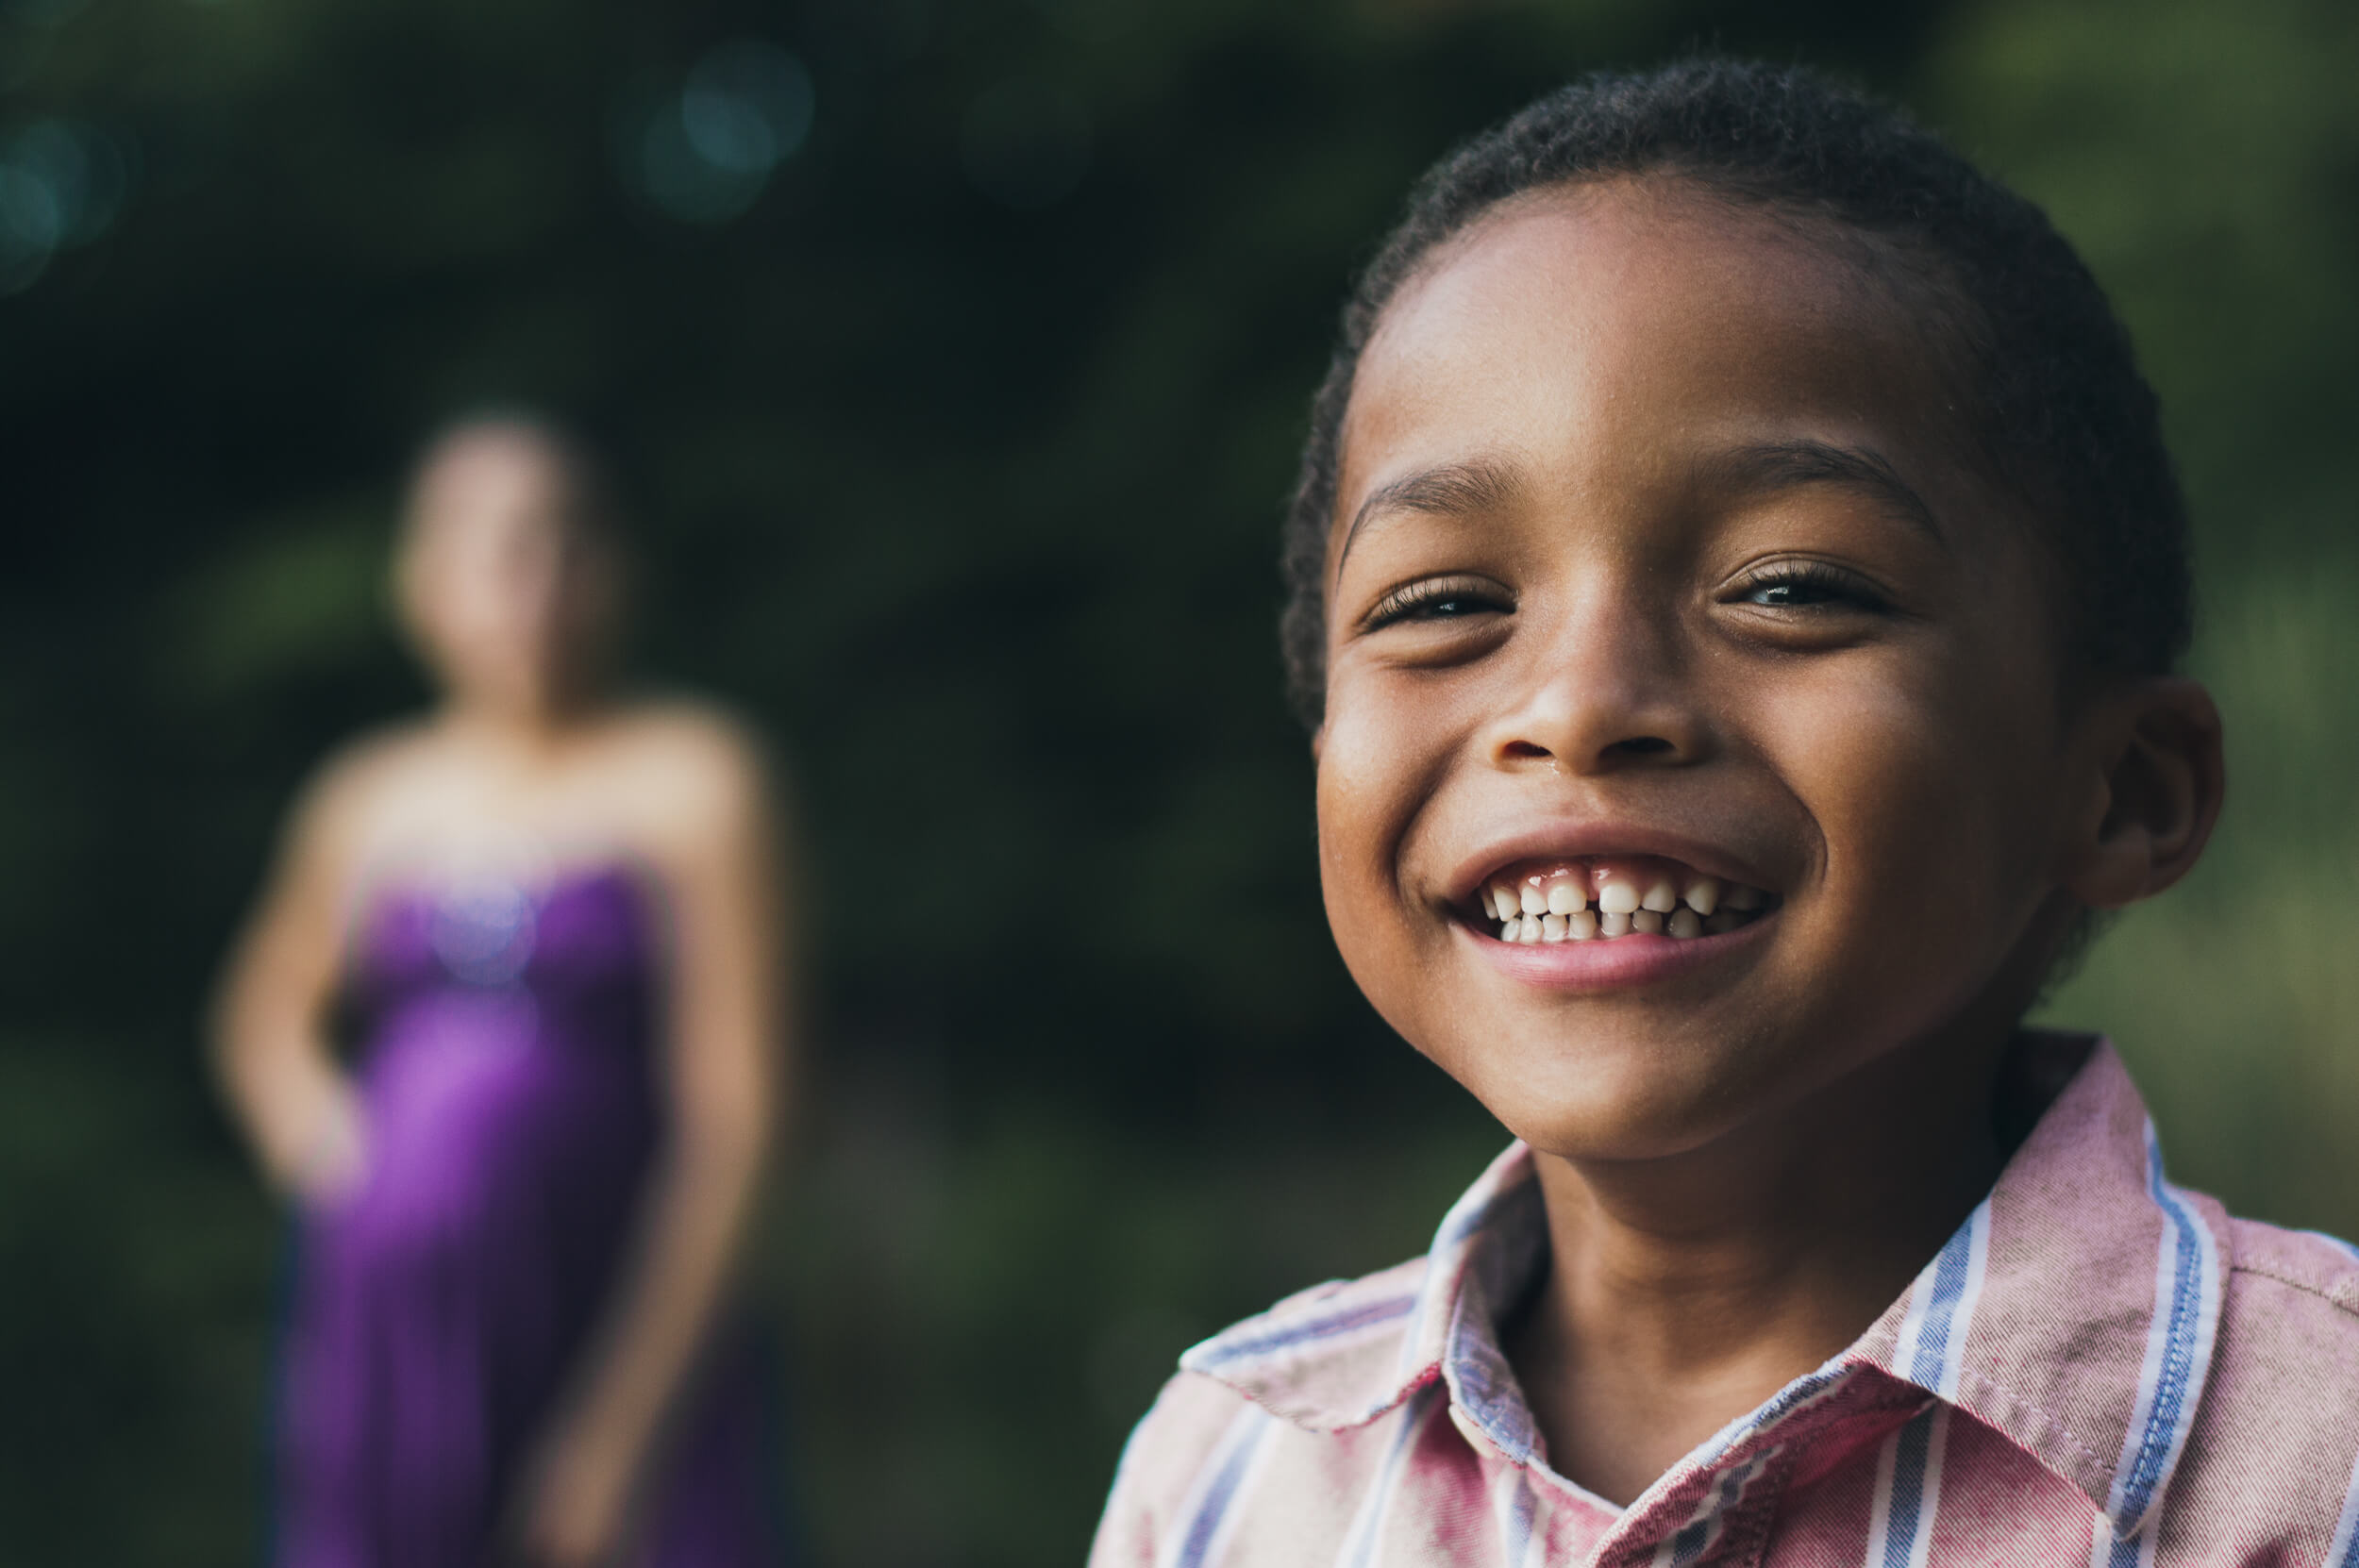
[211,414,793,1567]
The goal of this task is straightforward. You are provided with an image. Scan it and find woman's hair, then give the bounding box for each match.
[1279,58,2192,727]
[404,407,625,542]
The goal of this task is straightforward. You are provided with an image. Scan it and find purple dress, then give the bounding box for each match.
[275,864,778,1568]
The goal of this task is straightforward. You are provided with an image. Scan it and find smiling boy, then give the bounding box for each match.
[1090,61,2359,1566]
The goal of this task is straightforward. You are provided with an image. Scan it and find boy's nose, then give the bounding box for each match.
[1480,594,1708,776]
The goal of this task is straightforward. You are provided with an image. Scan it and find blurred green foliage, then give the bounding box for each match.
[2,0,2353,1563]
[1926,0,2359,1226]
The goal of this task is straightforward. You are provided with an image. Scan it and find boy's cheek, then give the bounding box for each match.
[1313,690,1441,907]
[1760,720,2062,1047]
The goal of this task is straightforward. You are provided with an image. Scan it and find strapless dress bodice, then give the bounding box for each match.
[345,862,661,1058]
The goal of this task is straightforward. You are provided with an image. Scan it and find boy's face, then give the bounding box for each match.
[1316,178,2092,1160]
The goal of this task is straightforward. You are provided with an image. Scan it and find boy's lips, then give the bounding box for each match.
[1461,896,1777,990]
[1445,825,1782,980]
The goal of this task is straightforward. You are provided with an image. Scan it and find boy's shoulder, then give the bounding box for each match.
[2221,1213,2359,1317]
[2204,1208,2359,1396]
[1089,1256,1435,1568]
[1173,1254,1432,1429]
[2151,1203,2359,1545]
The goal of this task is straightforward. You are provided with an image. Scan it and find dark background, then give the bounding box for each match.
[5,0,2356,1561]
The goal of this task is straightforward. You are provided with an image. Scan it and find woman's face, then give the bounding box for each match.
[1314,178,2096,1162]
[396,427,619,720]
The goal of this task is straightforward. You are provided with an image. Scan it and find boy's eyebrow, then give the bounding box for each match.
[1705,440,1945,542]
[1334,442,1940,578]
[1334,457,1524,577]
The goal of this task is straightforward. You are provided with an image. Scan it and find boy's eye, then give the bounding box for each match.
[1361,577,1512,631]
[1748,581,1830,607]
[1732,562,1888,612]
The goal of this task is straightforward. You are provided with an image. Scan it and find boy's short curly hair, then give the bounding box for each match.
[1279,58,2191,728]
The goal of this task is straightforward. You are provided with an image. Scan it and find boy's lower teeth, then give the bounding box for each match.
[1496,906,1760,942]
[1479,867,1771,942]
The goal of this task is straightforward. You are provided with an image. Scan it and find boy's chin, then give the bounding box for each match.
[1440,1043,1779,1166]
[1501,1109,1756,1167]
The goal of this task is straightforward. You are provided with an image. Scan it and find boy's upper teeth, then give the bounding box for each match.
[1475,855,1773,942]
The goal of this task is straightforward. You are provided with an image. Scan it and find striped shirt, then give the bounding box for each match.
[1091,1034,2359,1567]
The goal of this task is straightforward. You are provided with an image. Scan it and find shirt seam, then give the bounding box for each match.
[1720,1459,1788,1568]
[1954,1367,2116,1489]
[2230,1259,2359,1320]
[1186,1360,1441,1435]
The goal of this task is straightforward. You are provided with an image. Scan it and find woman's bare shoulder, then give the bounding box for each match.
[288,719,447,846]
[598,696,783,846]
[232,720,447,906]
[607,696,775,782]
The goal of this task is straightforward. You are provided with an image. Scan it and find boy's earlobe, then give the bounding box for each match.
[1311,723,1326,763]
[2065,677,2225,909]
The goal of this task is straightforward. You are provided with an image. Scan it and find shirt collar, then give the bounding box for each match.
[1178,1031,2226,1543]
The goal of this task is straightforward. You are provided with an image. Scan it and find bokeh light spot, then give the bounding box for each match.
[0,119,127,295]
[623,40,814,225]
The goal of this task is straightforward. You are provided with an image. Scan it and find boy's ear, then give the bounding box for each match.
[1311,723,1325,763]
[2063,676,2225,909]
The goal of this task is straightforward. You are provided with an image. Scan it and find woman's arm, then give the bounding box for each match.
[511,717,795,1566]
[209,755,374,1201]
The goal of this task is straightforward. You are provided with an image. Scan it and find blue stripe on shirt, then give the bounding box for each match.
[2103,1123,2219,1538]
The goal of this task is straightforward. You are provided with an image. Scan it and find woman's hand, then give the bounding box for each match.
[209,745,378,1208]
[284,1071,369,1205]
[505,1424,640,1568]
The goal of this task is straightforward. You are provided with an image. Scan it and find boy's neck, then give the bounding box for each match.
[1504,1017,2014,1509]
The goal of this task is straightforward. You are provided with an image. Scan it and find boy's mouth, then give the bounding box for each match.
[1470,856,1777,943]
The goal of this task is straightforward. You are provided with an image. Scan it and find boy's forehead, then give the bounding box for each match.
[1337,181,1965,528]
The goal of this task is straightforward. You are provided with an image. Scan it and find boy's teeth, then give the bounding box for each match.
[1597,877,1640,915]
[1481,859,1772,942]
